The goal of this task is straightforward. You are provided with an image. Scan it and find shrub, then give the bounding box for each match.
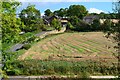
[91,19,101,31]
[3,60,118,76]
[74,20,91,31]
[22,44,31,50]
[68,16,91,32]
[101,19,113,32]
[40,24,47,31]
[51,18,62,31]
[26,36,37,43]
[66,22,74,30]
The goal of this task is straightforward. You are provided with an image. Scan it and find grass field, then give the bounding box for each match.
[18,32,117,65]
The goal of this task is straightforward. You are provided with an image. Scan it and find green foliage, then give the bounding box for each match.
[54,8,68,17]
[2,51,22,75]
[91,19,101,31]
[75,20,91,31]
[68,16,91,31]
[19,4,44,32]
[51,18,62,31]
[67,5,88,19]
[5,60,118,76]
[99,12,118,19]
[66,22,74,30]
[44,9,53,16]
[2,1,23,43]
[40,24,48,31]
[105,2,120,78]
[69,16,80,27]
[101,19,112,32]
[22,44,31,50]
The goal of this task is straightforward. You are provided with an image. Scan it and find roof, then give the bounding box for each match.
[83,15,99,24]
[83,15,99,20]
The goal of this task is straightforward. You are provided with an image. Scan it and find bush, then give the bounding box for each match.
[68,16,91,32]
[91,19,101,31]
[51,18,62,31]
[40,24,47,31]
[66,22,74,30]
[4,60,118,76]
[26,35,38,43]
[101,19,113,32]
[74,20,91,31]
[22,44,31,50]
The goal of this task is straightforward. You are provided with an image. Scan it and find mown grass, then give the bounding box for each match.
[67,44,85,53]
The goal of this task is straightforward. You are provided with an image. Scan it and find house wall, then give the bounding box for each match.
[100,19,119,24]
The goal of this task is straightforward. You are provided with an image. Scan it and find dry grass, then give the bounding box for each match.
[18,32,117,64]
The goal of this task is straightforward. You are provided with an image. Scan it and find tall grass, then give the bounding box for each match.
[7,60,118,77]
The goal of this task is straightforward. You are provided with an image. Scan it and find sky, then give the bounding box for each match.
[17,0,114,16]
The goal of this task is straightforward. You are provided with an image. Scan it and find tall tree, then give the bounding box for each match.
[67,5,88,19]
[2,1,22,43]
[19,4,42,32]
[44,9,52,16]
[54,8,68,17]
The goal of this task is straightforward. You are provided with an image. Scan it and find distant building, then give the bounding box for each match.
[100,19,119,24]
[83,15,99,24]
[43,15,68,27]
[43,15,58,26]
[83,15,119,24]
[60,18,68,27]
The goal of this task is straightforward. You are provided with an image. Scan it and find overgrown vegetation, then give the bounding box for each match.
[5,60,118,76]
[103,1,120,77]
[51,18,62,31]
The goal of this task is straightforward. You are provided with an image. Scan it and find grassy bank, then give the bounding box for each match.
[7,60,118,77]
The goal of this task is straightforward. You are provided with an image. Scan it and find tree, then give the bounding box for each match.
[19,4,42,32]
[1,0,25,77]
[112,2,120,76]
[99,12,105,19]
[51,18,62,31]
[54,8,68,17]
[66,22,74,30]
[67,5,88,19]
[101,19,112,32]
[2,1,22,43]
[91,19,101,31]
[69,16,80,26]
[68,16,90,31]
[44,9,52,16]
[104,1,120,77]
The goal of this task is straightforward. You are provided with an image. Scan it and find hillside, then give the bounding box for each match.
[19,32,117,64]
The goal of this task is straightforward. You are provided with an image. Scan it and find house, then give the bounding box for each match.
[83,15,119,24]
[60,18,68,27]
[100,19,119,24]
[43,15,68,27]
[83,15,99,24]
[43,15,58,26]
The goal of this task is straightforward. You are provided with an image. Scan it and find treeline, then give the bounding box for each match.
[44,5,118,32]
[1,1,89,43]
[2,2,47,43]
[2,1,117,43]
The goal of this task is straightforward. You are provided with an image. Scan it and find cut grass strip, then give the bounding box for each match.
[67,44,85,53]
[74,38,111,53]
